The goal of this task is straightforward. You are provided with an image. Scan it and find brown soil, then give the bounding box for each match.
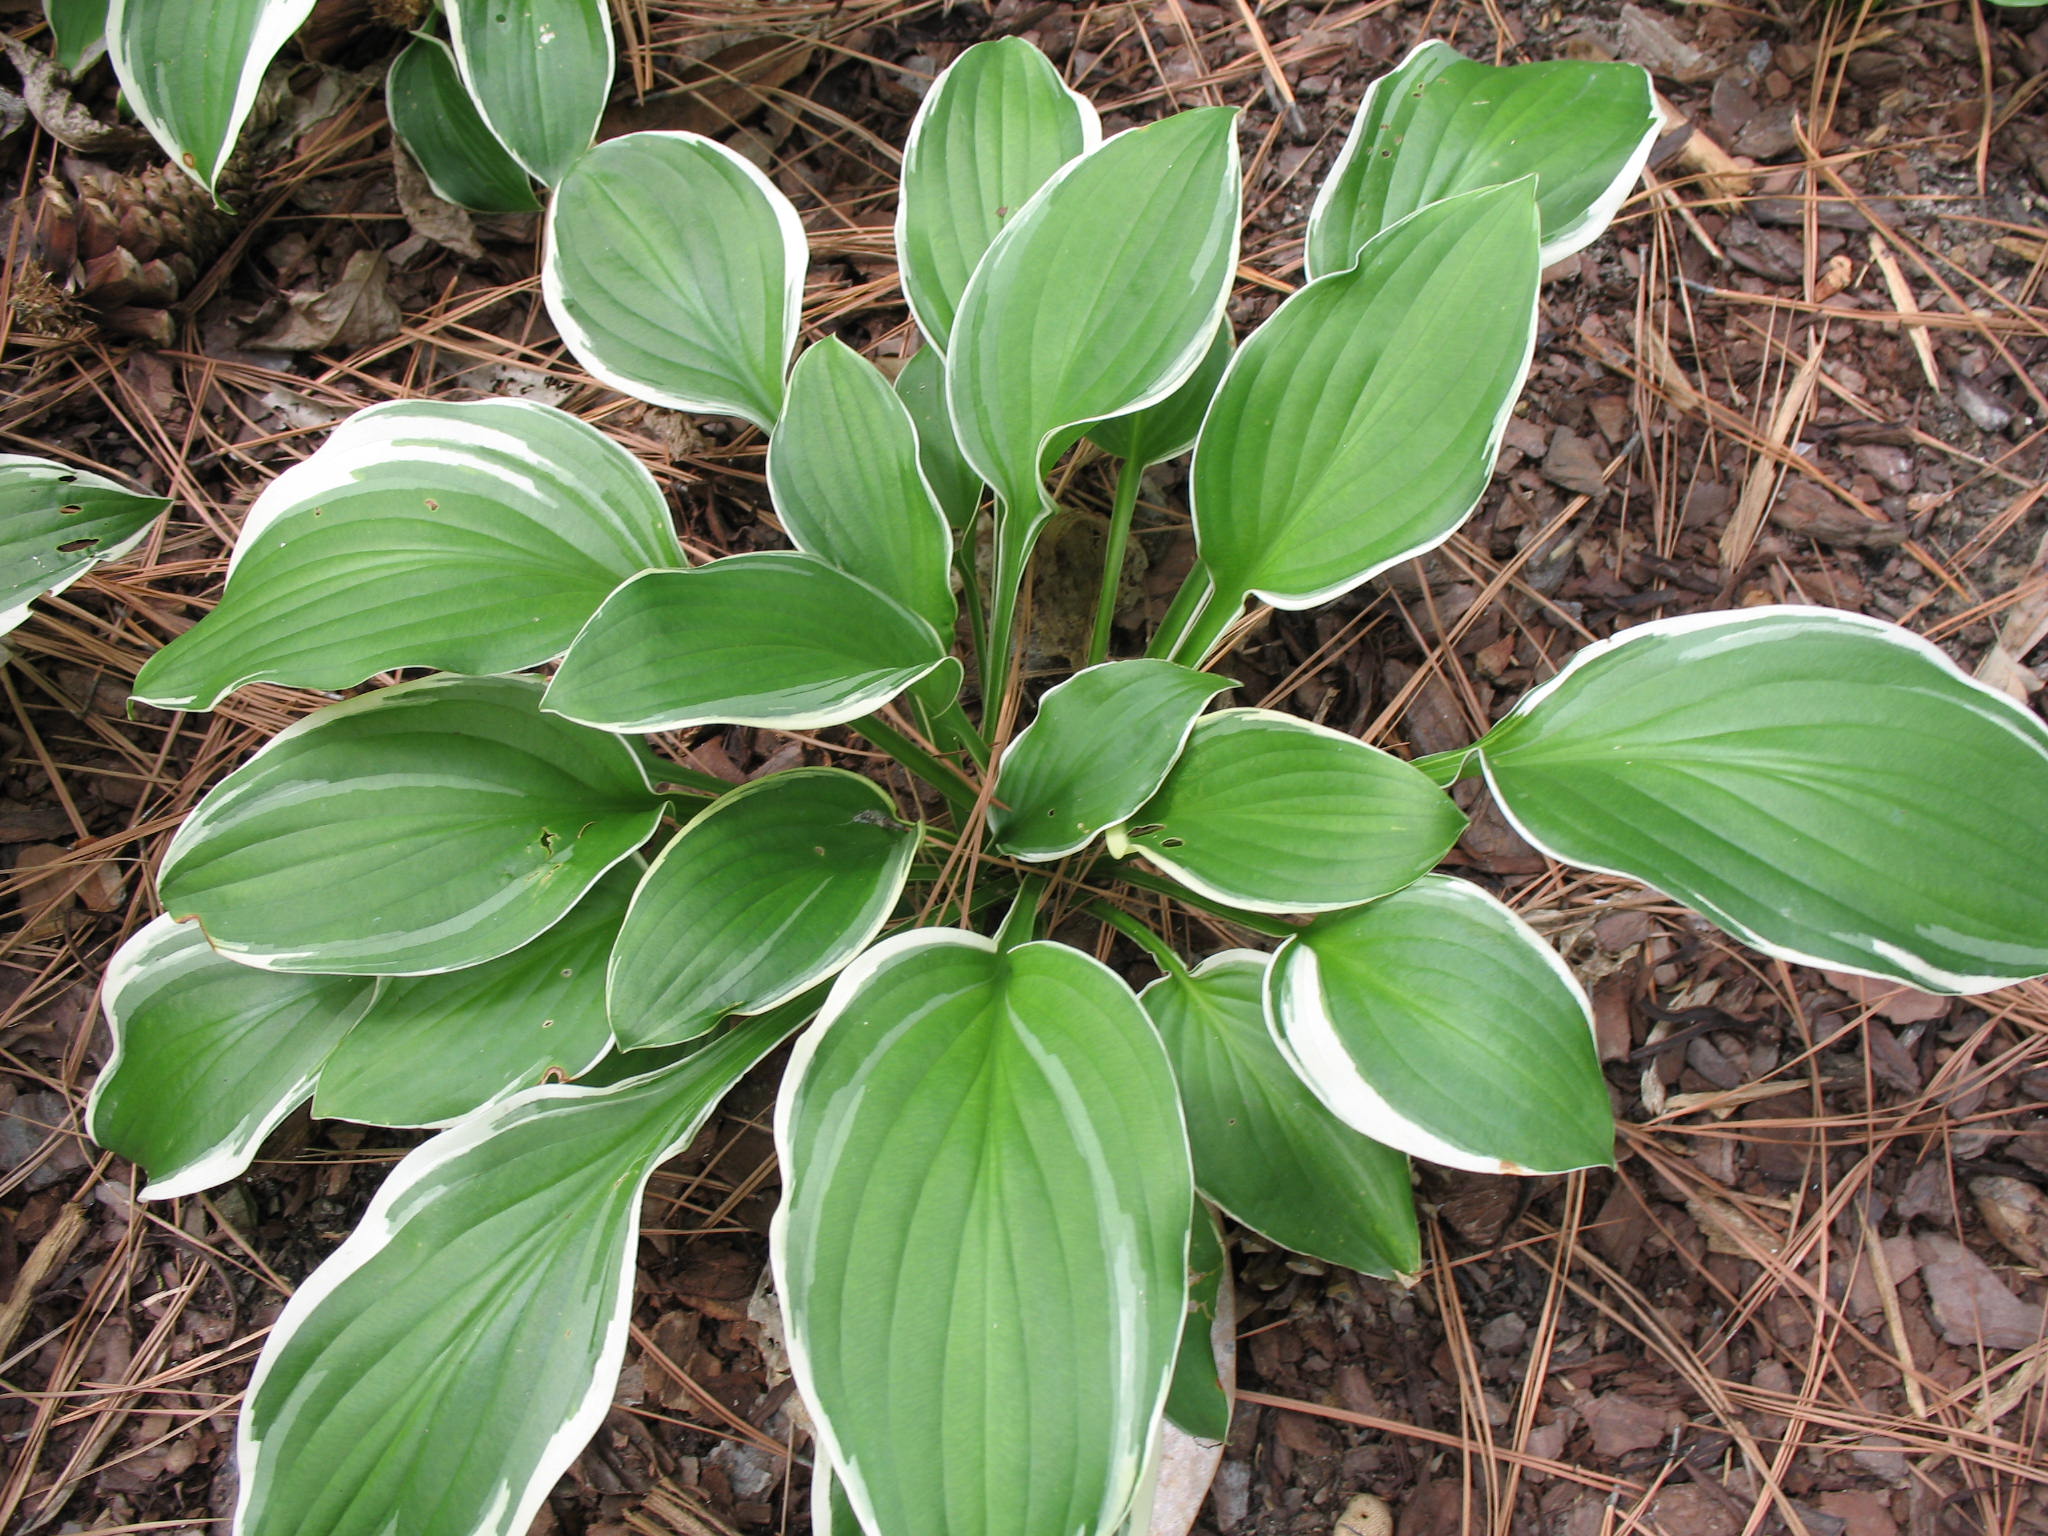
[3,3,2046,1536]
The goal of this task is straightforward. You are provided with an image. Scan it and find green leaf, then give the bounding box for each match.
[544,130,806,427]
[1191,180,1540,616]
[608,770,918,1049]
[1306,41,1657,279]
[946,105,1241,683]
[236,1010,796,1536]
[45,0,108,73]
[990,660,1235,861]
[545,552,948,733]
[774,930,1192,1536]
[1477,606,2048,994]
[106,0,314,196]
[1142,951,1419,1277]
[770,339,955,637]
[311,864,637,1129]
[132,400,682,711]
[386,36,540,213]
[1163,1204,1231,1441]
[86,916,377,1199]
[443,0,611,186]
[894,347,982,529]
[0,454,167,636]
[1269,875,1612,1175]
[896,36,1100,352]
[1087,318,1234,469]
[158,675,664,976]
[1106,709,1466,914]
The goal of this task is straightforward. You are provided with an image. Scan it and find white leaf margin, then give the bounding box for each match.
[232,1020,790,1536]
[441,0,615,185]
[770,926,1187,1536]
[1264,874,1604,1176]
[1302,40,1658,281]
[106,0,316,195]
[605,768,920,1041]
[86,915,382,1200]
[1103,708,1458,914]
[541,130,809,428]
[894,37,1103,354]
[1476,604,2048,996]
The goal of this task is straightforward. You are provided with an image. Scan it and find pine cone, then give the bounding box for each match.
[24,158,231,344]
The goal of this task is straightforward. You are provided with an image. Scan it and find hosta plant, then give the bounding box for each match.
[85,36,2048,1536]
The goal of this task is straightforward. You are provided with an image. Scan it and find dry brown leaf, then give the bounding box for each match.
[1968,1176,2048,1272]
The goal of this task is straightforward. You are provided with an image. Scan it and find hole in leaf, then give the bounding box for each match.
[1159,837,1186,849]
[55,537,99,552]
[59,504,83,514]
[1127,823,1164,837]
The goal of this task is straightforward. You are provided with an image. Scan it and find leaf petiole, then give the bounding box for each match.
[1086,900,1191,980]
[853,713,981,819]
[1086,454,1145,666]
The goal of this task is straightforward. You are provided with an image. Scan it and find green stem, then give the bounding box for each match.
[996,876,1047,949]
[1109,865,1301,939]
[955,543,987,668]
[935,697,992,771]
[1167,582,1246,668]
[853,714,980,819]
[1147,563,1213,659]
[1412,745,1484,787]
[645,763,738,799]
[1087,900,1191,980]
[1086,454,1146,666]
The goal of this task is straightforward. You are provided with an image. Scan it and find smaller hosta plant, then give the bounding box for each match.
[0,453,167,637]
[88,35,2048,1536]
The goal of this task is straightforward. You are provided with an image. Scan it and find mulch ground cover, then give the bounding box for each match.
[2,2,2046,1534]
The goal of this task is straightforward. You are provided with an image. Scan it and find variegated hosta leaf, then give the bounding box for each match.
[132,400,681,711]
[894,346,983,529]
[1190,180,1540,625]
[1163,1203,1232,1441]
[544,131,806,427]
[1269,876,1613,1176]
[45,0,108,73]
[106,0,315,197]
[236,1012,797,1536]
[443,0,612,185]
[770,338,956,637]
[158,675,665,975]
[896,36,1100,351]
[544,553,949,734]
[0,454,168,636]
[1106,709,1466,914]
[1142,952,1419,1277]
[1306,40,1657,279]
[607,770,918,1049]
[87,916,377,1199]
[990,660,1235,862]
[311,864,638,1129]
[386,37,540,213]
[1478,606,2048,993]
[774,930,1193,1536]
[1086,318,1234,470]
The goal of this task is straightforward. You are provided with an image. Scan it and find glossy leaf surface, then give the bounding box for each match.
[608,771,918,1048]
[544,131,805,427]
[312,865,636,1129]
[87,917,377,1199]
[546,553,947,733]
[1306,41,1657,278]
[894,346,982,528]
[1479,607,2048,993]
[443,0,611,185]
[237,1014,795,1536]
[106,0,314,195]
[990,660,1234,861]
[1107,709,1465,914]
[775,931,1192,1536]
[1193,181,1540,613]
[1270,876,1611,1175]
[158,676,663,975]
[897,36,1099,351]
[133,400,681,710]
[1087,318,1234,469]
[770,338,955,636]
[1143,952,1419,1276]
[0,454,167,636]
[947,107,1241,542]
[387,37,540,213]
